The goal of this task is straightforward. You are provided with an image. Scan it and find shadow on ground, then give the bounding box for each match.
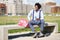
[8,32,51,40]
[8,33,34,39]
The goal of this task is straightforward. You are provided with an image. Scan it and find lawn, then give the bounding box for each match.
[0,16,60,33]
[0,16,26,25]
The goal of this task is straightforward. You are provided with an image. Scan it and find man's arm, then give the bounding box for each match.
[27,10,33,21]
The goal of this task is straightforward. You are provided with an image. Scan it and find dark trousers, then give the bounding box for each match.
[29,19,44,32]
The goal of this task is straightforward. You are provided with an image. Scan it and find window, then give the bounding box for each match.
[3,0,8,1]
[3,0,5,1]
[6,0,8,1]
[8,13,12,15]
[19,0,21,2]
[5,0,8,1]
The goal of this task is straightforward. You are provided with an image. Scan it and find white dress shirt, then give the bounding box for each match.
[27,9,44,21]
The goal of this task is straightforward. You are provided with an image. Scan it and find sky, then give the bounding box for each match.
[23,0,60,5]
[55,0,60,5]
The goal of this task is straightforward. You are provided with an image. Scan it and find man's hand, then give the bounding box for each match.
[36,18,40,20]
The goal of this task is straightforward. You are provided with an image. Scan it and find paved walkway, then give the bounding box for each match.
[8,32,60,40]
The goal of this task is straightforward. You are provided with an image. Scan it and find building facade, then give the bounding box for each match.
[51,6,60,13]
[42,1,60,14]
[0,0,33,16]
[0,0,60,16]
[0,3,6,15]
[0,0,16,16]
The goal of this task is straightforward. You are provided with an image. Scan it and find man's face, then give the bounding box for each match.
[34,5,39,11]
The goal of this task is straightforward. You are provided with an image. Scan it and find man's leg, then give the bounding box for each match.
[29,20,39,38]
[40,19,44,32]
[29,20,40,32]
[38,19,44,37]
[28,20,35,32]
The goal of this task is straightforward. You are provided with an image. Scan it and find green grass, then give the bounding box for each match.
[0,16,60,33]
[0,16,26,25]
[8,27,40,34]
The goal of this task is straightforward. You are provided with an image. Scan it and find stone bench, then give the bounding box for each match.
[0,22,58,40]
[43,22,58,36]
[34,22,58,35]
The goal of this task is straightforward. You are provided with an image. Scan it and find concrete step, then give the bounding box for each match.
[8,32,60,40]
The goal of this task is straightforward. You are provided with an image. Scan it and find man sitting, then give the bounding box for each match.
[27,3,44,38]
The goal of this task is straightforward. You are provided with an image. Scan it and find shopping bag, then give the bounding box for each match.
[18,18,29,28]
